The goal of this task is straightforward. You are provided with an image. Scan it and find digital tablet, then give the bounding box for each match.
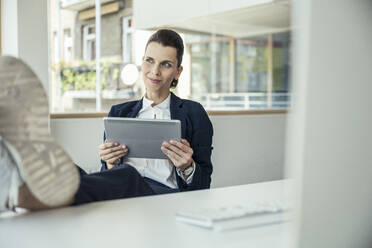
[103,117,181,159]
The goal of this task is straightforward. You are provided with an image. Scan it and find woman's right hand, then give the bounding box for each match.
[99,140,128,169]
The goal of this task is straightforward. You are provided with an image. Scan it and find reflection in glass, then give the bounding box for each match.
[187,32,291,110]
[190,41,230,95]
[236,36,268,93]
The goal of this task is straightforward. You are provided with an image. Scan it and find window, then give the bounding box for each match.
[272,32,291,108]
[52,31,58,63]
[236,36,268,93]
[50,1,143,113]
[83,25,96,61]
[122,16,133,63]
[63,28,73,62]
[187,32,291,110]
[190,40,230,95]
[49,0,291,113]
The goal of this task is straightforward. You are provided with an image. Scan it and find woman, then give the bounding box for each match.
[0,30,213,211]
[97,29,213,194]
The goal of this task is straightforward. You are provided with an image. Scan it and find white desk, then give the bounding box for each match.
[0,180,292,248]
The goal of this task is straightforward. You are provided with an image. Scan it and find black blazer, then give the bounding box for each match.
[101,93,214,191]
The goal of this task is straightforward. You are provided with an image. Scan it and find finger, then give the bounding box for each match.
[161,146,183,166]
[99,146,127,157]
[104,154,125,164]
[105,142,126,149]
[100,141,117,150]
[103,152,126,162]
[163,141,187,157]
[169,140,193,154]
[102,150,127,161]
[100,144,127,156]
[181,139,190,147]
[163,141,193,167]
[100,145,124,153]
[108,150,128,164]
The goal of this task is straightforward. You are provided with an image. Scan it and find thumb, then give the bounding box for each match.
[181,139,190,146]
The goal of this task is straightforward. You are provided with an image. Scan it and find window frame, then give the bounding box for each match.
[187,31,291,110]
[63,28,73,62]
[0,0,2,55]
[49,3,290,116]
[122,16,133,63]
[50,109,288,119]
[83,24,96,61]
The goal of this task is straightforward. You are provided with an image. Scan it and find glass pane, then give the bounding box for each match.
[236,35,268,93]
[88,26,95,34]
[272,32,291,108]
[188,36,230,106]
[49,1,291,112]
[50,0,143,113]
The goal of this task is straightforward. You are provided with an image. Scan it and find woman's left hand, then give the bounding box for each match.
[161,139,194,170]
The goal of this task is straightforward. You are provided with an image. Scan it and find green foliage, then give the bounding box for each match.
[56,61,121,93]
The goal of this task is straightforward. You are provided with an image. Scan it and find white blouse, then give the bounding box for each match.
[122,94,194,188]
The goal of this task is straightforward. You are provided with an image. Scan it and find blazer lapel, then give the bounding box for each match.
[126,98,143,118]
[170,93,186,138]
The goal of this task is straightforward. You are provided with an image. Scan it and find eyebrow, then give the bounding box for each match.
[145,56,175,65]
[161,60,175,65]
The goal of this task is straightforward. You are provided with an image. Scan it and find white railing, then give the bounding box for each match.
[191,92,291,110]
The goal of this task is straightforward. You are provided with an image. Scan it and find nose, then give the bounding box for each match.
[151,63,160,76]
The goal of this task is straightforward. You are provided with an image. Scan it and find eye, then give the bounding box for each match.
[161,62,172,68]
[144,57,153,63]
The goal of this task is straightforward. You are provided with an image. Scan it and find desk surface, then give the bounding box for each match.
[0,180,292,248]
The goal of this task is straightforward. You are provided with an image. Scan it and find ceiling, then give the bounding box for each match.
[160,1,291,38]
[62,0,291,38]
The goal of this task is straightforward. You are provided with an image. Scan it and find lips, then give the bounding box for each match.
[148,78,161,84]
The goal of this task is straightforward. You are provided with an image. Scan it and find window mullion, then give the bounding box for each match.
[229,38,236,93]
[267,33,273,108]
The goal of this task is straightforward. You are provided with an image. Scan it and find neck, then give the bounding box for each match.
[145,91,170,106]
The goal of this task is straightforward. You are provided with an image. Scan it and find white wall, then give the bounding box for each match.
[17,0,49,93]
[51,118,104,173]
[211,114,285,187]
[1,0,49,93]
[1,0,18,56]
[51,114,286,188]
[133,0,274,29]
[287,0,372,247]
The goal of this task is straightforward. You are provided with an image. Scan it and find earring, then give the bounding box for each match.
[171,79,178,87]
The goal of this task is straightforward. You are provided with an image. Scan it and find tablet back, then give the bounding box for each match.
[104,117,181,159]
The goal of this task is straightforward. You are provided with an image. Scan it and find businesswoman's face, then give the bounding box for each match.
[142,42,183,97]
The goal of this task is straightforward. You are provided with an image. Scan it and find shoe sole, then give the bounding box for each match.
[0,56,80,208]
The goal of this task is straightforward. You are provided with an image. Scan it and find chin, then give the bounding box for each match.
[145,82,160,90]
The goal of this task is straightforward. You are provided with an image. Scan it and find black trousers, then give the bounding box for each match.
[74,164,180,205]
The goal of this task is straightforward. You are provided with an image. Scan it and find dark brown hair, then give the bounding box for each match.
[145,29,184,87]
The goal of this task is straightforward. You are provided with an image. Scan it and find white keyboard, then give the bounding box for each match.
[176,201,291,231]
